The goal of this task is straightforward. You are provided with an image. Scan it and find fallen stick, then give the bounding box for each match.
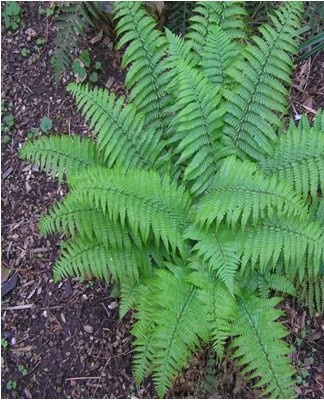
[65,377,102,381]
[2,304,34,310]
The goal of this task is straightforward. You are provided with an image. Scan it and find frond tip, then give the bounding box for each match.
[231,295,296,398]
[19,135,102,182]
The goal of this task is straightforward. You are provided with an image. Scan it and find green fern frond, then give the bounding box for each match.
[188,1,246,60]
[242,270,297,298]
[164,29,198,91]
[166,1,195,36]
[68,83,166,172]
[133,268,210,397]
[185,227,239,294]
[298,276,324,316]
[54,236,151,284]
[223,2,303,161]
[200,25,239,88]
[188,266,237,360]
[51,2,107,83]
[230,294,295,398]
[168,61,225,196]
[260,119,324,197]
[114,2,170,136]
[309,197,324,224]
[68,167,191,257]
[39,195,139,250]
[238,216,324,279]
[313,108,324,131]
[119,279,141,319]
[196,157,308,231]
[19,135,102,183]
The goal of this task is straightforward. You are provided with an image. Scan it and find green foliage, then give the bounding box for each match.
[165,1,196,36]
[40,116,53,133]
[296,1,324,62]
[4,1,22,31]
[20,1,324,398]
[50,2,109,83]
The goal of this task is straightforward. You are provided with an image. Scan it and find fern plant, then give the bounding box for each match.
[20,1,324,398]
[51,1,112,83]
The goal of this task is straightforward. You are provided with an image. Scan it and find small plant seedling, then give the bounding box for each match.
[40,116,53,133]
[27,128,41,139]
[6,380,17,390]
[36,38,46,46]
[72,59,87,82]
[95,61,102,71]
[1,338,8,349]
[3,114,15,131]
[18,365,28,376]
[80,50,91,68]
[38,5,56,17]
[89,71,98,83]
[21,48,30,58]
[4,1,22,31]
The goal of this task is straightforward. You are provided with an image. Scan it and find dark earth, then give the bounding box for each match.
[1,2,324,399]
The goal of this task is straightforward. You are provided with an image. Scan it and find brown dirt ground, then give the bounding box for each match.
[1,2,324,399]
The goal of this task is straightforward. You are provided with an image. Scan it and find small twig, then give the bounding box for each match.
[65,376,102,381]
[2,304,34,311]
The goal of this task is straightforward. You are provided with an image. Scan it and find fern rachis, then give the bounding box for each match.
[20,1,324,398]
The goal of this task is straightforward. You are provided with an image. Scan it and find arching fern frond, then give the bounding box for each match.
[200,25,239,89]
[20,135,102,183]
[114,2,170,136]
[54,236,151,284]
[39,195,139,250]
[188,1,246,60]
[222,2,303,161]
[68,83,166,172]
[230,294,296,398]
[260,119,324,197]
[68,167,191,257]
[168,61,225,196]
[185,227,239,294]
[196,157,308,231]
[238,216,324,280]
[165,1,195,37]
[188,266,237,360]
[133,268,210,398]
[298,276,324,316]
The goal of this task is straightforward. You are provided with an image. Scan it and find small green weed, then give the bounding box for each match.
[6,379,17,390]
[18,364,28,376]
[40,116,53,133]
[2,113,15,144]
[1,338,8,349]
[4,1,22,31]
[21,48,30,58]
[72,50,102,83]
[72,59,87,82]
[38,4,57,18]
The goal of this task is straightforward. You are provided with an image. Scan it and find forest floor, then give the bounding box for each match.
[1,2,324,399]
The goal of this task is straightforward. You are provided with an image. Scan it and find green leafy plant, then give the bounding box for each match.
[50,1,112,83]
[1,338,8,349]
[6,379,17,391]
[18,365,28,376]
[40,116,53,133]
[296,1,324,62]
[4,1,22,31]
[20,1,324,398]
[71,50,100,83]
[20,47,30,58]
